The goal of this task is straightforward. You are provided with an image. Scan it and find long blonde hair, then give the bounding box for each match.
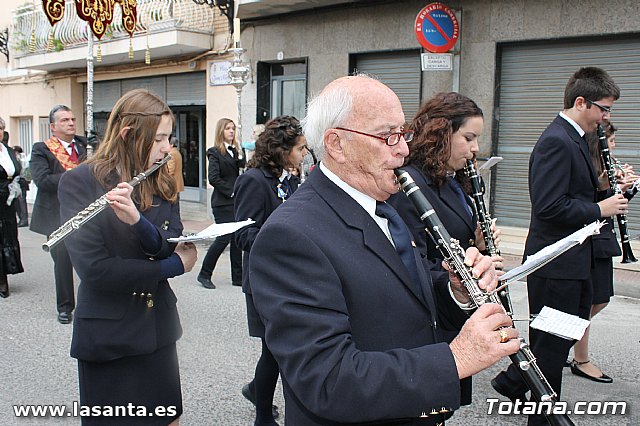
[90,89,177,210]
[214,118,241,154]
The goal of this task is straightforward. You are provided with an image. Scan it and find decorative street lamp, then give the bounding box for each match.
[227,46,250,141]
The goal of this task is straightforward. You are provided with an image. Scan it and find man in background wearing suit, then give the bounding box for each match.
[30,105,87,324]
[491,67,625,425]
[248,75,521,425]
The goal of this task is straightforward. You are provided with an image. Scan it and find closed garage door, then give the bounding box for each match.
[493,36,640,234]
[352,50,422,121]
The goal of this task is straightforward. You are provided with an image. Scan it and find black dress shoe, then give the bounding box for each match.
[232,281,242,287]
[0,289,9,298]
[18,221,28,227]
[570,360,613,383]
[197,275,216,289]
[491,378,527,403]
[242,383,280,420]
[57,312,73,324]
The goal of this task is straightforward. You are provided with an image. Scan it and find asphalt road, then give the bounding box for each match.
[1,220,638,425]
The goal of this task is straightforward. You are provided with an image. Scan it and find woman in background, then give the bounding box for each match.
[0,116,25,298]
[58,89,197,425]
[234,116,308,426]
[572,121,636,383]
[197,118,245,289]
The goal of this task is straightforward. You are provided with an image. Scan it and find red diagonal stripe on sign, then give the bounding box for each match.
[425,12,451,42]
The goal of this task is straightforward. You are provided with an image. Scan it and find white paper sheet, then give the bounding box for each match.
[478,156,503,171]
[500,221,604,284]
[530,306,590,341]
[167,219,255,243]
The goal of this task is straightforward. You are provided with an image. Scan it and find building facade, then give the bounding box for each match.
[237,0,640,238]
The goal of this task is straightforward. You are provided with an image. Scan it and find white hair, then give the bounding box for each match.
[301,85,353,160]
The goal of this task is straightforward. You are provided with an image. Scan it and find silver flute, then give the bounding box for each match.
[43,154,172,252]
[394,168,574,426]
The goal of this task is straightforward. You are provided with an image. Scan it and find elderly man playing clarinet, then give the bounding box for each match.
[248,74,521,426]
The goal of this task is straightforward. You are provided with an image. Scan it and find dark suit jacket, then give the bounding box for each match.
[207,146,245,209]
[30,136,87,236]
[234,167,298,294]
[524,115,601,279]
[389,165,478,260]
[250,167,468,425]
[58,164,183,363]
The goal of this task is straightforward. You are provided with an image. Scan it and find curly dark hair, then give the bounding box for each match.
[407,92,483,191]
[247,115,304,177]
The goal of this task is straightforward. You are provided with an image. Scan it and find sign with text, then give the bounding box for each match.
[415,3,459,53]
[421,53,453,70]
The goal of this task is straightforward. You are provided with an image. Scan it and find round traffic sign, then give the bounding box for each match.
[414,3,459,53]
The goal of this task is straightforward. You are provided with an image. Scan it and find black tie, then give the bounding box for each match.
[227,145,236,157]
[447,177,472,219]
[375,201,421,292]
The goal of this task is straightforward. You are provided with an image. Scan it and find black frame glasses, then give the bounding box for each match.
[334,127,414,146]
[585,99,612,114]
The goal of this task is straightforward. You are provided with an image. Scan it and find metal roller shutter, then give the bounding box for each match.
[121,76,166,101]
[494,36,640,233]
[167,72,206,106]
[354,50,422,122]
[93,80,122,112]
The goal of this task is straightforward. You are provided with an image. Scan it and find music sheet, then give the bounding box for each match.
[530,306,591,340]
[168,219,255,243]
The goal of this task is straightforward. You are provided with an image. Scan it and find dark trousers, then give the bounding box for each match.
[50,242,75,314]
[495,275,592,425]
[200,205,242,284]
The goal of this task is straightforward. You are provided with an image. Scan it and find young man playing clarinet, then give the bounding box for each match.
[491,67,626,425]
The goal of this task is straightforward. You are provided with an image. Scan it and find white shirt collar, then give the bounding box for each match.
[279,169,291,182]
[319,162,378,222]
[559,111,585,137]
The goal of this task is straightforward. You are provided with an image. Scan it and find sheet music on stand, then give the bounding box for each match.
[530,306,590,340]
[500,220,604,285]
[168,219,255,243]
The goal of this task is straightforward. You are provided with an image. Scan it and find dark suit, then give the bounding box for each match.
[495,115,601,425]
[389,165,477,406]
[30,136,87,314]
[58,164,183,362]
[200,146,246,284]
[250,167,469,425]
[390,165,478,259]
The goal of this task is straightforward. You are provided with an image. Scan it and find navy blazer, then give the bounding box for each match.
[249,167,468,425]
[524,115,601,279]
[207,146,246,209]
[30,136,87,236]
[389,165,478,260]
[58,164,183,363]
[234,166,297,294]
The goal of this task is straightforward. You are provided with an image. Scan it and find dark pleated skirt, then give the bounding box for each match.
[592,257,614,305]
[78,343,182,425]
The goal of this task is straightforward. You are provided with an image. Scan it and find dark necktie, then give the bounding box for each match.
[447,177,471,219]
[375,201,421,292]
[69,142,79,163]
[227,145,236,158]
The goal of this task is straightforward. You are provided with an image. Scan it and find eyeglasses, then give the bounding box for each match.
[585,99,613,114]
[334,127,414,146]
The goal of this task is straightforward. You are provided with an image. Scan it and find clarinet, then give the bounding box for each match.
[464,159,513,314]
[43,154,173,252]
[598,124,637,263]
[394,168,574,426]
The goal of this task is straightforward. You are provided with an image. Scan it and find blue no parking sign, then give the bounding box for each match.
[415,3,460,53]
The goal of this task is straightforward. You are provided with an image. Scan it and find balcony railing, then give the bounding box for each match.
[11,0,217,57]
